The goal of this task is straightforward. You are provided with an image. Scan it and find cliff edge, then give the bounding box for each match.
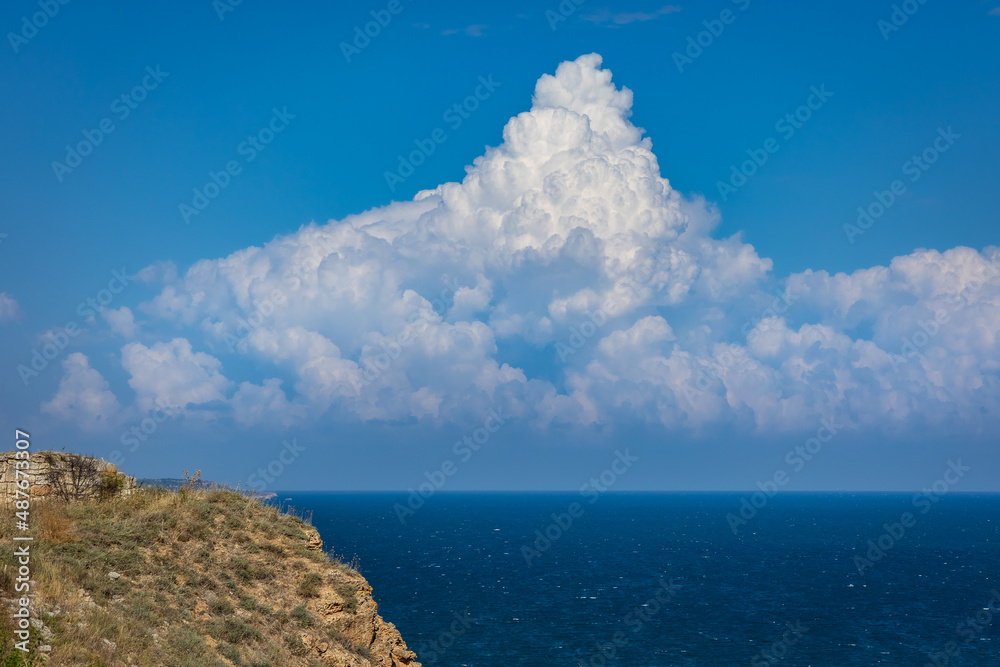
[0,452,420,667]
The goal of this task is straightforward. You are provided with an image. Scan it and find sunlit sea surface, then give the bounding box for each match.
[274,492,1000,666]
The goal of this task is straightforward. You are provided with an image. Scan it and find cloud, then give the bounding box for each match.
[111,53,999,440]
[42,353,122,432]
[102,306,139,339]
[135,261,178,285]
[232,379,307,427]
[990,7,1000,16]
[121,338,232,413]
[583,5,682,25]
[0,293,20,323]
[442,24,488,36]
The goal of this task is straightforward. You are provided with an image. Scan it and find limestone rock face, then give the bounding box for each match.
[304,528,421,667]
[0,451,138,502]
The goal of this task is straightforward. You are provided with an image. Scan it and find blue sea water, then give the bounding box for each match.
[274,492,1000,666]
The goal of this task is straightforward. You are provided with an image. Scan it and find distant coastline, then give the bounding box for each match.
[137,477,277,499]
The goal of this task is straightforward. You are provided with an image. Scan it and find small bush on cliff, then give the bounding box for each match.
[217,643,243,665]
[209,598,234,615]
[289,604,314,627]
[209,617,261,645]
[283,634,308,656]
[297,572,322,598]
[337,584,359,614]
[98,469,125,499]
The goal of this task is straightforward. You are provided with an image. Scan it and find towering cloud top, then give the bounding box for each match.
[532,53,644,150]
[44,54,1000,441]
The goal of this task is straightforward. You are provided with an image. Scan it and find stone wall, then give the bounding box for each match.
[0,451,138,503]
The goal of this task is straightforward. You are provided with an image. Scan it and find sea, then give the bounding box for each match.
[273,492,1000,666]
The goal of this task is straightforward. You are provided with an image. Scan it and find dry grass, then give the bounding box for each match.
[34,500,80,545]
[0,486,368,666]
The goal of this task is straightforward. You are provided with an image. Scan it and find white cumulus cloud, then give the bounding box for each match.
[102,306,139,339]
[111,54,999,439]
[42,353,122,432]
[121,338,232,413]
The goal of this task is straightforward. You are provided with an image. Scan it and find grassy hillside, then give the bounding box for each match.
[0,480,419,667]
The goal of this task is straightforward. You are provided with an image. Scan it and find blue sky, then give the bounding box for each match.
[1,1,998,491]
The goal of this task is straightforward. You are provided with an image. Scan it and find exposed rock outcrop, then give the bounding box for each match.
[301,527,419,667]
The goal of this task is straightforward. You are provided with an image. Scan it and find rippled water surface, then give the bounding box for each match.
[276,492,1000,666]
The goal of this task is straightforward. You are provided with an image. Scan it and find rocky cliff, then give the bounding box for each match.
[0,452,420,667]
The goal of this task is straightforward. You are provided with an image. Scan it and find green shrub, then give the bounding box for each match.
[289,605,314,627]
[217,643,243,665]
[99,470,126,499]
[336,584,358,614]
[283,634,308,656]
[210,598,235,615]
[209,618,261,645]
[298,573,322,598]
[230,558,272,583]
